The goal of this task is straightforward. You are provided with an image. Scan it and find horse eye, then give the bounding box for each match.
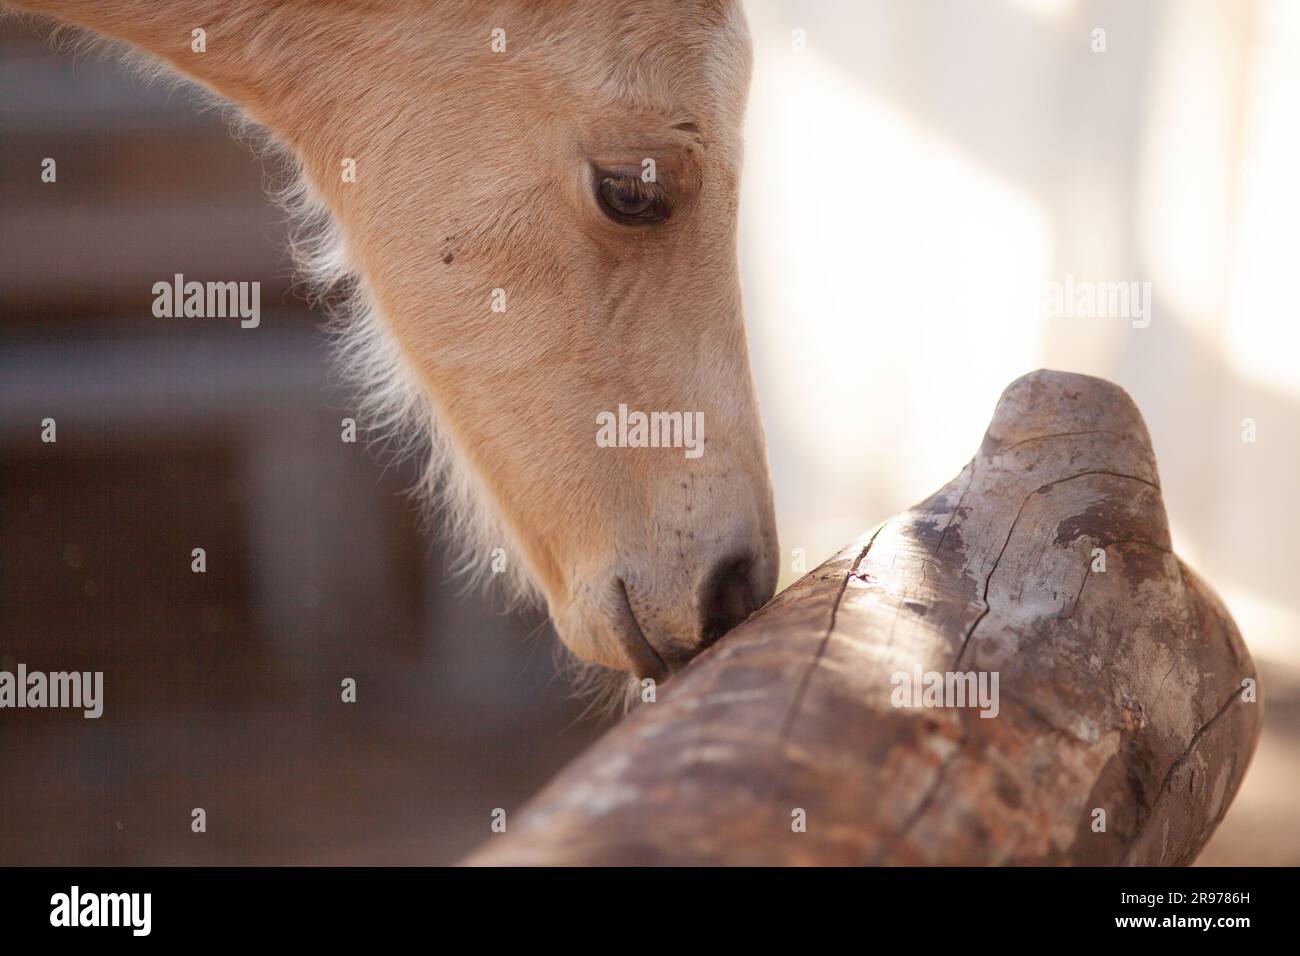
[596,175,671,225]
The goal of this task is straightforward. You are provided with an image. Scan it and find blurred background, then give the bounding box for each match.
[0,14,601,866]
[2,0,1296,864]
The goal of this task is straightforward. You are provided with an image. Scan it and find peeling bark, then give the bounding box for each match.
[467,370,1263,866]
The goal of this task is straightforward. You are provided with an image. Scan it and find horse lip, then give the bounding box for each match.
[615,579,669,682]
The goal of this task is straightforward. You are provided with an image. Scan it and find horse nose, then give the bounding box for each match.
[697,551,763,647]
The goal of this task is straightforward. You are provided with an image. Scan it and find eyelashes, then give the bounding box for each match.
[594,171,672,226]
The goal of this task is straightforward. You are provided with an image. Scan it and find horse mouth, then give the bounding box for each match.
[614,579,669,683]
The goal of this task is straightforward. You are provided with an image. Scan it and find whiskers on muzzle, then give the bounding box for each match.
[555,645,644,721]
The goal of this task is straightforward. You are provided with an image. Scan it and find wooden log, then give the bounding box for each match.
[467,370,1263,866]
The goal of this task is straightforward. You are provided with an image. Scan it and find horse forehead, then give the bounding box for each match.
[561,0,744,46]
[534,1,750,110]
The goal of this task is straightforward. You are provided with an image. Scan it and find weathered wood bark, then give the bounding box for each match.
[468,370,1262,866]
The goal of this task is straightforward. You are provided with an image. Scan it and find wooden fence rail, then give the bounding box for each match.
[468,370,1262,865]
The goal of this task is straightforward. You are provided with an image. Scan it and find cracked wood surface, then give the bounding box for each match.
[467,370,1262,865]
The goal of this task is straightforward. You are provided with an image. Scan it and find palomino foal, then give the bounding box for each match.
[8,0,779,687]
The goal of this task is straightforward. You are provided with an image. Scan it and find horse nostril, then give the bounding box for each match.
[697,552,760,647]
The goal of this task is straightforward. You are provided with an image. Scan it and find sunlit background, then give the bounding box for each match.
[740,0,1299,864]
[1,0,1295,864]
